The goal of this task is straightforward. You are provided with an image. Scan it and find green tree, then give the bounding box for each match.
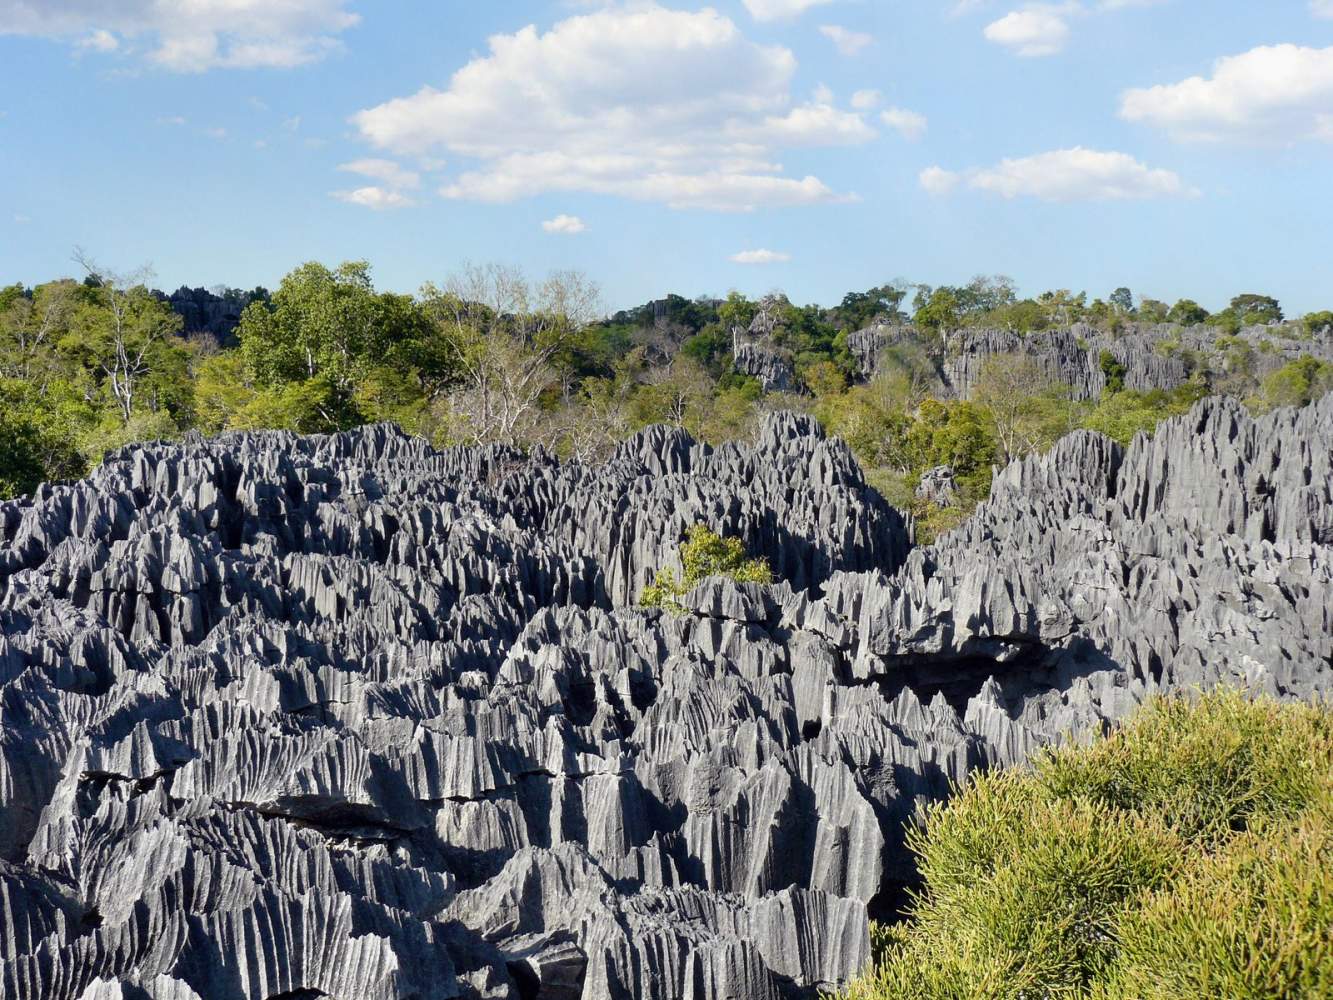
[0,402,47,498]
[1258,355,1333,411]
[641,524,773,612]
[1228,293,1283,325]
[1082,386,1205,444]
[70,253,188,426]
[718,290,757,335]
[1303,310,1333,335]
[1099,349,1128,393]
[1138,298,1169,324]
[1109,286,1135,315]
[239,260,443,433]
[837,283,910,330]
[1167,298,1209,326]
[913,288,961,335]
[1037,289,1088,327]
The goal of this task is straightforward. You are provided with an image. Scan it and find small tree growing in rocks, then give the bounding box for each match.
[641,525,772,613]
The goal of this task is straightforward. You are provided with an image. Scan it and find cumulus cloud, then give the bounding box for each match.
[919,166,961,195]
[76,29,118,53]
[730,249,791,264]
[881,107,927,141]
[0,0,358,71]
[920,147,1196,201]
[819,25,872,56]
[338,158,421,190]
[850,89,881,110]
[1120,44,1333,144]
[333,158,421,210]
[542,214,587,234]
[983,4,1075,57]
[742,0,838,21]
[332,187,413,210]
[351,5,874,211]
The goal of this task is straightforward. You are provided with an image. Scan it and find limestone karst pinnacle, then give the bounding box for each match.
[1,396,1329,999]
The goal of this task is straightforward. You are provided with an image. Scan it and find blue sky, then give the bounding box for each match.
[1,1,1331,314]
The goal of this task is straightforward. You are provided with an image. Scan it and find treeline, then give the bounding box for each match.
[3,260,1332,537]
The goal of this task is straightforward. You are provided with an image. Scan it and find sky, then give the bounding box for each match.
[1,1,1331,315]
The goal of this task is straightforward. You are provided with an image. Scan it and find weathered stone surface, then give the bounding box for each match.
[848,320,1333,401]
[734,343,796,393]
[1,397,1329,999]
[914,466,958,508]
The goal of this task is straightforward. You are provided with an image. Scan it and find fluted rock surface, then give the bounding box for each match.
[850,320,1333,400]
[2,398,1330,1000]
[733,343,796,393]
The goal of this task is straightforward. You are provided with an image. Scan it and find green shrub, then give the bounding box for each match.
[842,690,1333,1000]
[640,524,772,612]
[1099,800,1333,1000]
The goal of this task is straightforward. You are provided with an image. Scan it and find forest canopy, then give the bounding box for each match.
[3,259,1331,540]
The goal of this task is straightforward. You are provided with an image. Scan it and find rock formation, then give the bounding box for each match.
[914,466,958,508]
[732,295,797,393]
[157,287,266,347]
[849,319,1333,401]
[733,343,796,393]
[1,395,1330,999]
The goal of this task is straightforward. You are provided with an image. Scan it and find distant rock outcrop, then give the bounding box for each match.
[848,320,1333,401]
[732,295,797,392]
[157,286,265,346]
[1,396,1330,999]
[914,465,958,507]
[733,342,796,392]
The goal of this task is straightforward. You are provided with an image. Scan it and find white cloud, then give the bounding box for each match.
[983,4,1076,57]
[742,0,838,21]
[850,89,881,110]
[155,115,187,126]
[819,24,873,56]
[730,249,791,264]
[0,0,358,71]
[881,107,928,141]
[13,214,31,225]
[332,186,413,210]
[1314,0,1333,18]
[334,158,419,210]
[352,5,874,212]
[920,147,1196,201]
[919,166,961,195]
[338,158,421,190]
[1120,44,1333,144]
[542,214,587,234]
[77,28,118,52]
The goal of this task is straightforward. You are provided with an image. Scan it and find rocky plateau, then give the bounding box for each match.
[1,393,1330,1000]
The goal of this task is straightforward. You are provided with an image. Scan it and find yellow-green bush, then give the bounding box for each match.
[843,690,1333,1000]
[640,524,772,613]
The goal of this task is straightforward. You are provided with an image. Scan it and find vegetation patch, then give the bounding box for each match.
[844,689,1333,1000]
[640,525,773,613]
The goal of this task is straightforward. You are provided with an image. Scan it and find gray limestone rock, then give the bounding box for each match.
[914,467,958,508]
[1,397,1329,999]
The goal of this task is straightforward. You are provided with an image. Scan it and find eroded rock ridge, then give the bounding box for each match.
[0,399,1329,1000]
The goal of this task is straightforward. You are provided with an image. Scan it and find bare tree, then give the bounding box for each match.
[644,355,713,429]
[422,263,600,447]
[73,249,181,424]
[972,354,1075,463]
[540,376,634,464]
